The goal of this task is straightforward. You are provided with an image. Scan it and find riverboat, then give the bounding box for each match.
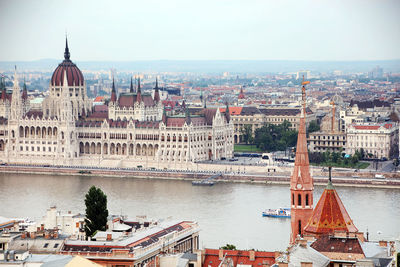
[192,180,214,186]
[262,208,291,218]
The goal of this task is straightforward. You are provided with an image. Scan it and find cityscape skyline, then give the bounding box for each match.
[1,0,399,62]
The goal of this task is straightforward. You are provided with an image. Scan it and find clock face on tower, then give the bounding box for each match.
[296,184,302,189]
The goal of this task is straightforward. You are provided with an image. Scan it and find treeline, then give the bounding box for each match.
[254,121,298,152]
[241,120,320,153]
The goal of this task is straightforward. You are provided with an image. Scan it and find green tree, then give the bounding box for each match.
[307,120,320,134]
[84,186,109,238]
[220,244,237,250]
[240,125,253,144]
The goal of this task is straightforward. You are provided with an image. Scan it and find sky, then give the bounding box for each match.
[0,0,399,61]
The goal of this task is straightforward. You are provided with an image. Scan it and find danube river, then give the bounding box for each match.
[0,173,399,250]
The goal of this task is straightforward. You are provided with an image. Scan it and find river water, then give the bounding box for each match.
[0,173,399,251]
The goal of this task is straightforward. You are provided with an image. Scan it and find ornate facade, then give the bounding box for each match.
[0,40,234,168]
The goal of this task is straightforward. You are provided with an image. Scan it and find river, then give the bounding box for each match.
[0,173,399,251]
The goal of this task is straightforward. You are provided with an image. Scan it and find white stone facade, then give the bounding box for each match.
[0,43,234,169]
[346,123,399,159]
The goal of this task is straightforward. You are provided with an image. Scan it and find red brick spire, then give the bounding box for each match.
[238,86,245,99]
[290,79,314,244]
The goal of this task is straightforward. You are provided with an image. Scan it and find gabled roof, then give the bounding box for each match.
[219,106,242,115]
[304,181,358,235]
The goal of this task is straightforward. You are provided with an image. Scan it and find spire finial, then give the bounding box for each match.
[155,77,158,89]
[64,36,70,60]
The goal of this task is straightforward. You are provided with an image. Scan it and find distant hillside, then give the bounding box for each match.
[0,59,399,73]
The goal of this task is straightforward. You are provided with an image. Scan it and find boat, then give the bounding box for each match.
[192,180,214,186]
[262,208,291,218]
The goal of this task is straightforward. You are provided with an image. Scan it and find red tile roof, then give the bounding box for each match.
[202,249,275,267]
[304,182,358,236]
[219,107,243,115]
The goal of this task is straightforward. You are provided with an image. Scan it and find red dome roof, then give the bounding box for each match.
[50,38,84,87]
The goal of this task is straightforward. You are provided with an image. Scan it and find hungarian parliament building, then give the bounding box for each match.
[0,40,234,169]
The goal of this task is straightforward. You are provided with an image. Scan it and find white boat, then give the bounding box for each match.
[262,208,291,218]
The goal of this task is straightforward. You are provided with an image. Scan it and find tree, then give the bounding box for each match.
[307,120,320,134]
[84,186,109,238]
[220,244,237,250]
[240,125,253,144]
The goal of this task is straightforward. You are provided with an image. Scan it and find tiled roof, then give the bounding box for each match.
[202,249,275,267]
[352,123,393,130]
[350,99,390,109]
[219,107,243,115]
[260,107,313,116]
[311,235,364,256]
[304,182,358,235]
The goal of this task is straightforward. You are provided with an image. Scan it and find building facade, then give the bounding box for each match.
[0,40,234,169]
[346,123,399,159]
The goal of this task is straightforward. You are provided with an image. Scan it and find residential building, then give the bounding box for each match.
[59,220,199,267]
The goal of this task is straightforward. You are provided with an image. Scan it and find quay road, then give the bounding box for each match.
[2,163,400,188]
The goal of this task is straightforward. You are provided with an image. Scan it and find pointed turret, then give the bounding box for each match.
[130,76,134,93]
[154,77,160,102]
[64,36,70,61]
[238,86,245,99]
[290,79,314,244]
[162,106,167,124]
[22,78,28,101]
[0,76,6,100]
[10,66,22,120]
[185,106,191,125]
[110,78,117,103]
[304,167,358,236]
[225,102,230,123]
[136,77,142,103]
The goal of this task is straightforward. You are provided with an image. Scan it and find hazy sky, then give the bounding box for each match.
[0,0,399,61]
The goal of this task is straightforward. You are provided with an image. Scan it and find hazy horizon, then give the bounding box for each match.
[1,0,399,62]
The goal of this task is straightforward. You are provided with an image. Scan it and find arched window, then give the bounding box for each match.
[306,194,309,206]
[298,194,302,206]
[298,220,302,236]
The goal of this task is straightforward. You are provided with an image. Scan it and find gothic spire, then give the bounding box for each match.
[110,77,117,102]
[22,77,28,100]
[225,101,230,123]
[154,77,160,102]
[64,36,70,61]
[136,77,142,103]
[130,76,134,93]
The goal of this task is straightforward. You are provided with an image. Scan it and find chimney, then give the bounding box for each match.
[278,263,288,267]
[249,250,255,261]
[53,231,59,239]
[30,232,36,239]
[218,249,224,260]
[44,231,50,239]
[301,263,313,267]
[106,233,112,241]
[37,227,40,232]
[68,211,71,214]
[41,224,44,231]
[21,232,26,239]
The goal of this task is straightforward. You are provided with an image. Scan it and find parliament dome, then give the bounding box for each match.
[50,38,84,87]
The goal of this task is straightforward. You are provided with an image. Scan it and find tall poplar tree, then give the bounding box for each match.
[84,186,109,238]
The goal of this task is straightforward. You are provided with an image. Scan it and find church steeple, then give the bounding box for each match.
[290,79,314,244]
[225,102,230,123]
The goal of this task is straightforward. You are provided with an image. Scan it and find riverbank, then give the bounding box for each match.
[2,165,400,189]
